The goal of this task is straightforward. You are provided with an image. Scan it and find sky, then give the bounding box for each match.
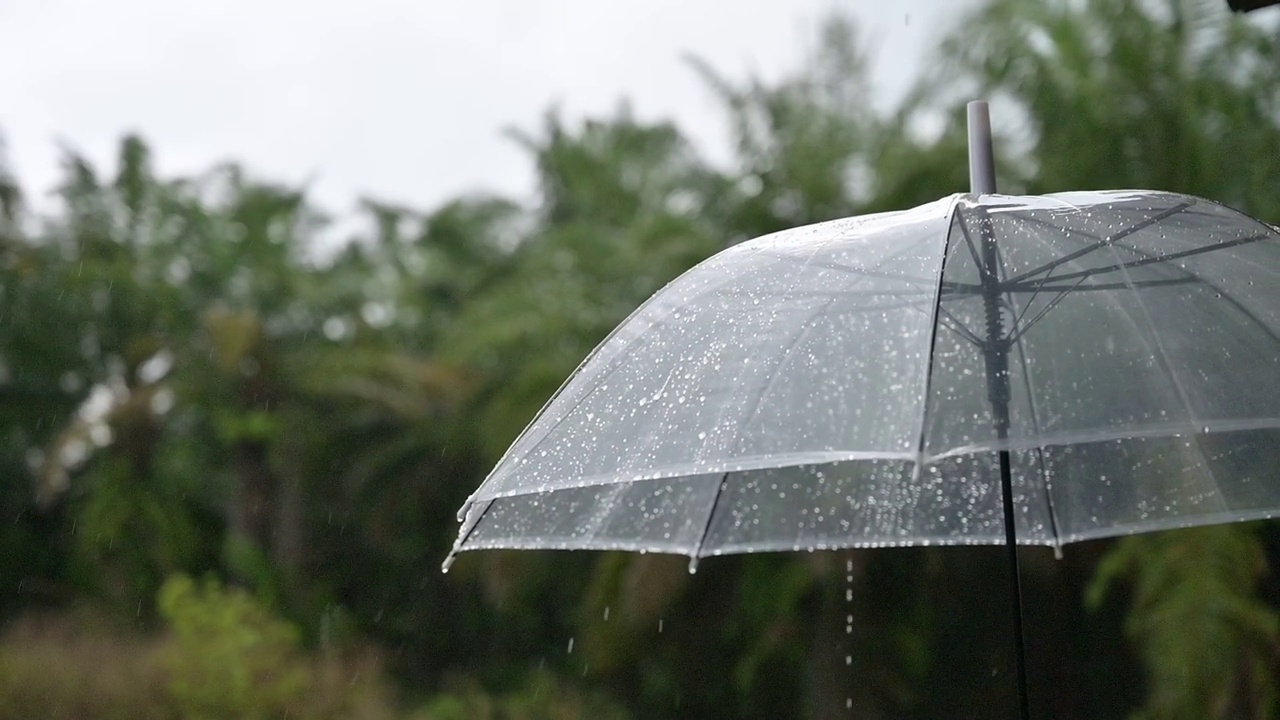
[0,0,962,222]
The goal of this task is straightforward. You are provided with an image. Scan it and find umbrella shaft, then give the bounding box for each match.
[998,448,1032,720]
[979,215,1012,432]
[976,206,1031,719]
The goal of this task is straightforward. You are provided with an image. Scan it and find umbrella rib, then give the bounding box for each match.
[726,237,940,459]
[704,242,839,463]
[1009,250,1060,331]
[442,499,495,571]
[1010,327,1063,552]
[908,199,963,489]
[688,473,731,573]
[1036,233,1270,285]
[1108,235,1280,348]
[493,257,768,482]
[1002,201,1194,285]
[955,205,985,269]
[1102,243,1233,514]
[1005,274,1093,345]
[935,304,986,348]
[1004,277,1199,293]
[792,255,944,288]
[926,417,1280,462]
[1038,230,1280,348]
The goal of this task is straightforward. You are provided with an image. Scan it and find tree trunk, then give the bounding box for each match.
[230,439,275,558]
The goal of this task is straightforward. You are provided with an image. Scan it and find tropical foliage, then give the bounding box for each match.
[0,0,1278,717]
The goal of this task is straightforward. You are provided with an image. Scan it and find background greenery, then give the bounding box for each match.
[1,0,1278,717]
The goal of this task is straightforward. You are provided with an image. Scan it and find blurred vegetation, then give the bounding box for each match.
[0,0,1279,717]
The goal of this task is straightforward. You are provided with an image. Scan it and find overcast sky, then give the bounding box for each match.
[0,0,962,219]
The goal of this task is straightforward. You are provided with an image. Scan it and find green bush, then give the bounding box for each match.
[157,574,312,718]
[0,576,403,720]
[157,573,401,720]
[0,611,176,720]
[417,672,631,720]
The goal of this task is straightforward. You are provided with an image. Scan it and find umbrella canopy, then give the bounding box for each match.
[446,188,1280,569]
[444,101,1280,719]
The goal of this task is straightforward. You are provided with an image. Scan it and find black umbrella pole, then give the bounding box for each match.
[986,337,1031,720]
[984,318,1030,720]
[970,98,1031,720]
[985,330,1031,720]
[998,448,1032,720]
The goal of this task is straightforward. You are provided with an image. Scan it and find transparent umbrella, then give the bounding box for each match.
[444,102,1280,719]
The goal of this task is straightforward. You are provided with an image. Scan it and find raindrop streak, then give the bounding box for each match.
[845,556,855,713]
[567,637,575,654]
[603,606,610,621]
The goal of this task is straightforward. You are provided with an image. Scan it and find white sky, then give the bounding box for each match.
[0,0,963,220]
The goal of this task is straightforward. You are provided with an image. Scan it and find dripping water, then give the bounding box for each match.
[845,554,854,712]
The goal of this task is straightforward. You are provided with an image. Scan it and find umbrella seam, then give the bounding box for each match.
[464,417,1280,505]
[724,227,944,457]
[908,196,964,486]
[477,259,753,500]
[1083,228,1280,350]
[687,472,730,571]
[693,244,833,464]
[1002,201,1194,285]
[452,500,1280,556]
[1010,307,1063,550]
[923,418,1280,460]
[443,498,495,569]
[1100,241,1233,515]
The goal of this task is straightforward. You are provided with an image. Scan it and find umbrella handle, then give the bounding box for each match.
[968,100,997,195]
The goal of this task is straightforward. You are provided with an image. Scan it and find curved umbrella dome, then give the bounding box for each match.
[448,190,1280,567]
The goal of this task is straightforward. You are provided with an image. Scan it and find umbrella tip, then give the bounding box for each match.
[1053,545,1064,561]
[687,556,700,574]
[967,100,997,195]
[441,552,457,574]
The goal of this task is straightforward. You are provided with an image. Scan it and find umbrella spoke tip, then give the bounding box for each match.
[687,556,700,574]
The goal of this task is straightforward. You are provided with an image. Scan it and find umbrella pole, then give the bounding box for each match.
[968,100,997,195]
[969,99,1032,720]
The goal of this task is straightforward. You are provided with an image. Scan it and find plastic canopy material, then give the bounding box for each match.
[446,190,1280,571]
